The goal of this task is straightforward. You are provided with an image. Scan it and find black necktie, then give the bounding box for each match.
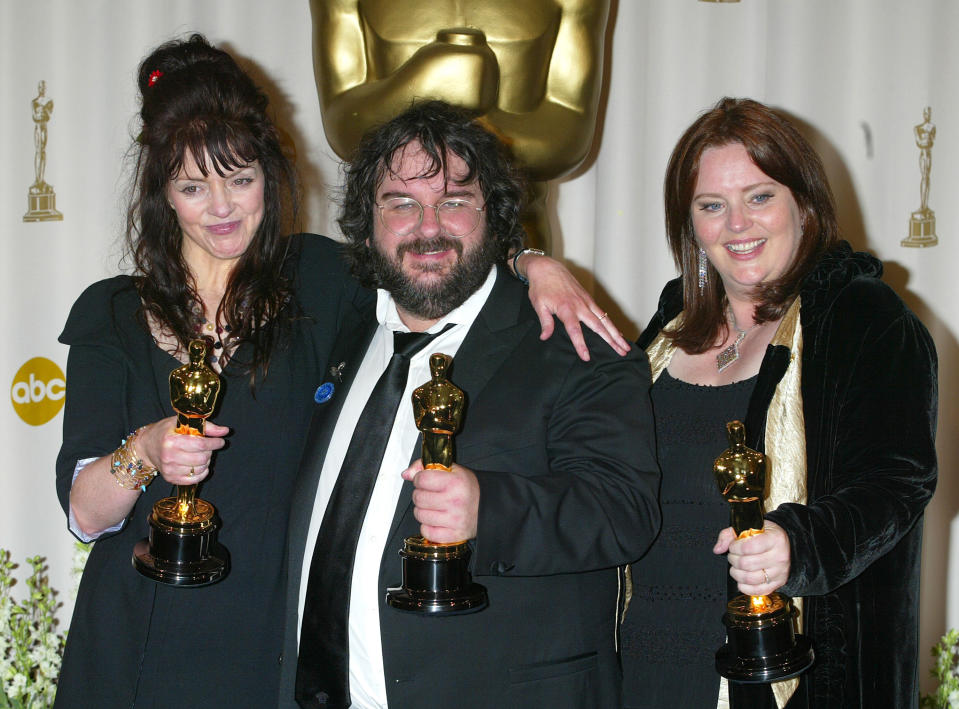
[296,328,448,709]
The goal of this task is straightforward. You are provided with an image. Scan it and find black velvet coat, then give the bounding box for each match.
[637,242,938,709]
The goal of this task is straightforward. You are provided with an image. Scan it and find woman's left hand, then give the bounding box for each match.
[713,520,791,596]
[522,253,630,361]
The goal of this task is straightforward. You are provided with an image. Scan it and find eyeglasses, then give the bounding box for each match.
[375,196,485,237]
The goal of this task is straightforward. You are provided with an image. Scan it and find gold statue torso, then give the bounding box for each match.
[164,340,221,522]
[314,0,610,248]
[411,353,464,470]
[714,420,767,538]
[313,0,609,176]
[359,0,559,114]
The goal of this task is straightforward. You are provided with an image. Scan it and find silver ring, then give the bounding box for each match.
[762,568,769,584]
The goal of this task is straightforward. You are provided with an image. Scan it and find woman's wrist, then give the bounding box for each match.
[510,248,546,285]
[110,427,158,493]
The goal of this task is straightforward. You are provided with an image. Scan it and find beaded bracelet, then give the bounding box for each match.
[110,428,158,492]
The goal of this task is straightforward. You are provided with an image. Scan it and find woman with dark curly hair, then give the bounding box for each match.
[54,34,620,708]
[620,97,937,709]
[53,33,370,707]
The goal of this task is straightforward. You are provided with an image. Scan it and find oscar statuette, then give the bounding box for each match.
[713,421,813,682]
[133,340,229,586]
[386,353,488,614]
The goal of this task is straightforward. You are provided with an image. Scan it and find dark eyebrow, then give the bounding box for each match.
[378,187,481,201]
[172,164,256,182]
[743,181,779,192]
[378,190,413,201]
[693,181,779,200]
[442,189,480,200]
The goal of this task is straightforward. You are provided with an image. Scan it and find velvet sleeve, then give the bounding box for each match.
[766,280,938,597]
[636,277,683,349]
[470,331,662,576]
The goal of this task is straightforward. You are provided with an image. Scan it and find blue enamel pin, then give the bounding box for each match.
[314,382,335,404]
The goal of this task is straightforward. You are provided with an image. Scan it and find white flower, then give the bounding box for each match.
[9,671,28,694]
[939,651,954,674]
[0,550,67,707]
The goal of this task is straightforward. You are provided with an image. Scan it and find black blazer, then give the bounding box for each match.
[280,267,661,709]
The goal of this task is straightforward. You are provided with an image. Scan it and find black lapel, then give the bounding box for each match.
[289,302,378,539]
[384,266,536,546]
[286,296,377,619]
[743,344,790,452]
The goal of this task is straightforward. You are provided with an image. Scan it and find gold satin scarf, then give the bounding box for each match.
[644,297,806,708]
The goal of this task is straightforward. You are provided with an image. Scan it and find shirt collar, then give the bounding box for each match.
[376,266,497,335]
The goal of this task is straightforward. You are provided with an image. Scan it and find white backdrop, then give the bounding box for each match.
[1,0,956,696]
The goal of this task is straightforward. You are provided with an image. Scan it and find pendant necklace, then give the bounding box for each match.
[192,306,233,366]
[716,306,755,372]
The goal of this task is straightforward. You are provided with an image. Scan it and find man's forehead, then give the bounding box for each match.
[380,142,475,191]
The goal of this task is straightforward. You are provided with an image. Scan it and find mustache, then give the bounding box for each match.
[396,236,463,258]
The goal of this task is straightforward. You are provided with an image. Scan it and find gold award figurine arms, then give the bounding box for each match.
[311,0,612,248]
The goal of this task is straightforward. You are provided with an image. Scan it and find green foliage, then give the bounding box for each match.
[921,629,959,708]
[0,551,65,709]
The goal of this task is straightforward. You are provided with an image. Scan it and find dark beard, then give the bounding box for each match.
[369,235,497,320]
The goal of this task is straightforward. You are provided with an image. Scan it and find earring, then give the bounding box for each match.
[697,247,708,293]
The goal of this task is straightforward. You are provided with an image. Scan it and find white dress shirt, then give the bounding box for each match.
[298,267,496,708]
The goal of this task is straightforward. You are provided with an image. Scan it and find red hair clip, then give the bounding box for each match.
[148,70,163,87]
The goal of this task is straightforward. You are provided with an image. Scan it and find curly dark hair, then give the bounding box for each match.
[662,97,840,353]
[338,100,526,288]
[127,33,298,382]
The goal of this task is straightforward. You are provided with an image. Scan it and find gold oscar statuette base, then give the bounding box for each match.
[902,209,938,247]
[23,183,63,222]
[133,485,228,587]
[386,535,488,615]
[715,592,814,683]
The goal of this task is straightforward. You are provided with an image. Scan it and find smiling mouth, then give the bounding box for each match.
[400,237,462,259]
[725,238,766,254]
[207,221,240,235]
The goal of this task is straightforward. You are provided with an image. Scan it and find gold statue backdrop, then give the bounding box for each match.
[902,106,938,248]
[24,80,63,222]
[311,0,612,249]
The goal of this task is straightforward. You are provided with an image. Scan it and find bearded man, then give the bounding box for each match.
[281,101,660,709]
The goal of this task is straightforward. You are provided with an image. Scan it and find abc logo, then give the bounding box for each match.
[11,357,66,426]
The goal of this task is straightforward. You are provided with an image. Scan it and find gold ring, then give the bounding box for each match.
[599,312,609,322]
[188,467,195,478]
[762,568,769,584]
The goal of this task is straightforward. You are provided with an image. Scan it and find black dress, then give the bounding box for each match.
[53,235,371,708]
[621,369,756,709]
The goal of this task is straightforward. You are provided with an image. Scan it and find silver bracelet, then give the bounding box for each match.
[511,248,545,285]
